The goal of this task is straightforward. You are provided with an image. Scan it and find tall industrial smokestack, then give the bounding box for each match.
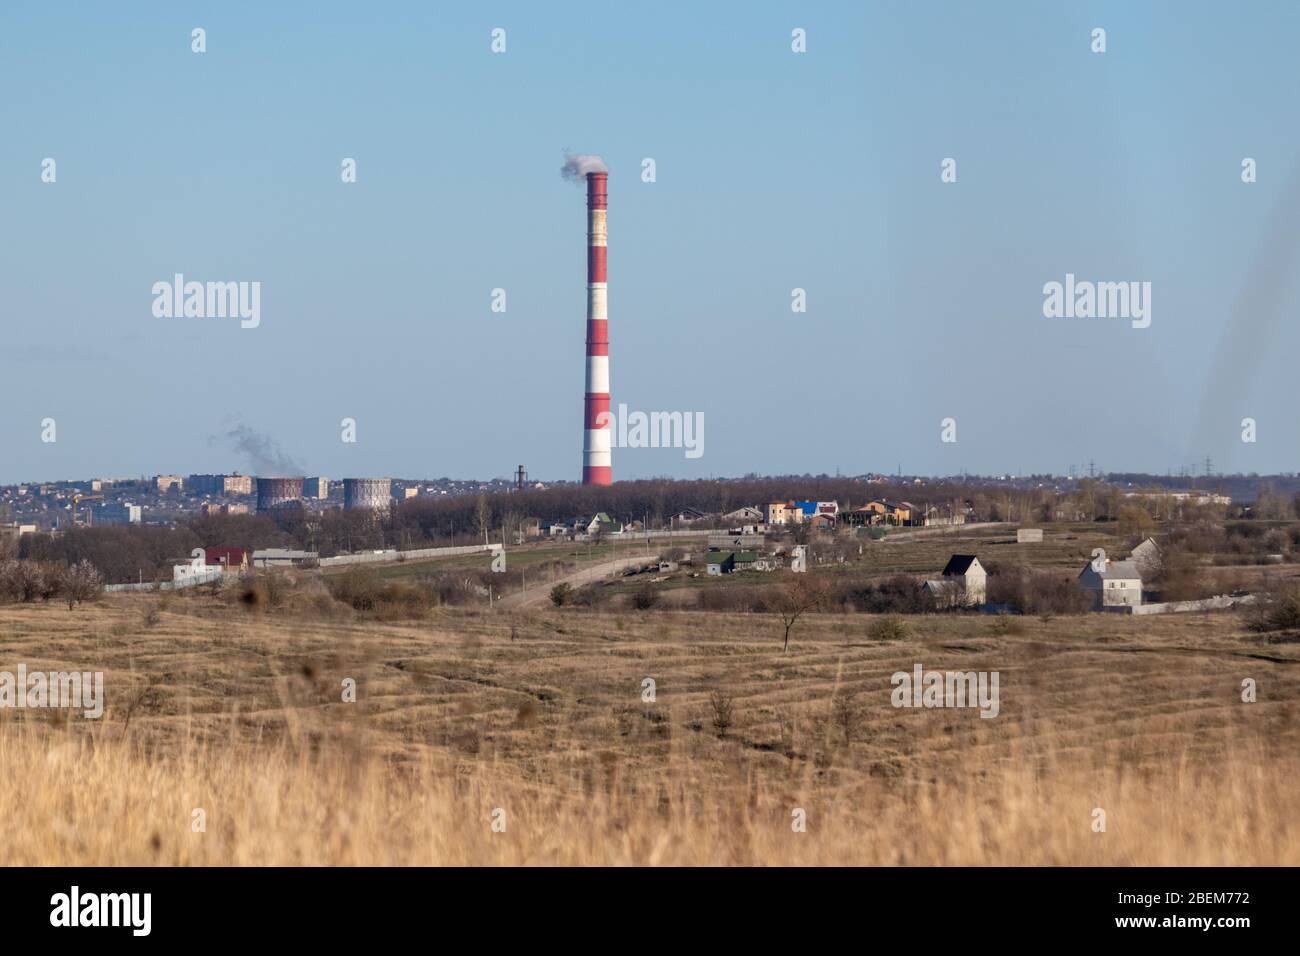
[582,169,611,485]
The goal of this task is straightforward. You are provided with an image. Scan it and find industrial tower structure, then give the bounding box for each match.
[582,170,611,485]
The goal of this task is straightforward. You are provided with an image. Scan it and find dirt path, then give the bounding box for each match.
[495,555,654,609]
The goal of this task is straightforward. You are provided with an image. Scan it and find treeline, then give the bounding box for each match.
[394,476,1255,537]
[399,477,1026,537]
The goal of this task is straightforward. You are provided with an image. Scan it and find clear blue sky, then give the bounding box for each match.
[2,1,1298,484]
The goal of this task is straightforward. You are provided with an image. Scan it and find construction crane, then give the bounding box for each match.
[70,494,102,528]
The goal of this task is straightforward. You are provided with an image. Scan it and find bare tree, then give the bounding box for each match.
[60,559,104,610]
[475,494,492,544]
[0,560,58,604]
[770,576,829,652]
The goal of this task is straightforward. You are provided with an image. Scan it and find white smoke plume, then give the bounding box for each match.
[560,152,607,183]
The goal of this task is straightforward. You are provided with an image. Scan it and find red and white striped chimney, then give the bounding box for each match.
[582,170,612,485]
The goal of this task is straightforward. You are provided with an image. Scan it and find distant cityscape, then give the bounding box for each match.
[1,467,1294,537]
[0,472,540,533]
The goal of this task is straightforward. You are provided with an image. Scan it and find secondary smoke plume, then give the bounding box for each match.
[212,419,304,476]
[561,152,607,184]
[1192,153,1300,466]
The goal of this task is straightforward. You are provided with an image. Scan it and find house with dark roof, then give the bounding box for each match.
[204,546,249,571]
[939,554,986,605]
[706,552,735,575]
[669,507,708,524]
[705,550,759,575]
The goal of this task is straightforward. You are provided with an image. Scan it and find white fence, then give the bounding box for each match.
[1130,594,1257,616]
[105,569,224,593]
[105,543,504,590]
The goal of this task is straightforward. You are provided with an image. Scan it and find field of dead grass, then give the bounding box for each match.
[0,591,1296,865]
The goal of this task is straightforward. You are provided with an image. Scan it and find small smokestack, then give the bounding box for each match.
[582,168,611,486]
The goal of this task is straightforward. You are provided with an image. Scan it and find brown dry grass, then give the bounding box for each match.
[1,592,1296,865]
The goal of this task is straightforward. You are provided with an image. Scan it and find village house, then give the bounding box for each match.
[937,554,987,605]
[913,504,965,527]
[841,505,879,527]
[204,546,249,572]
[851,500,914,526]
[706,550,758,575]
[1129,537,1162,578]
[706,552,735,575]
[585,513,622,536]
[1078,549,1142,611]
[766,501,804,526]
[922,577,966,609]
[723,506,764,523]
[790,500,838,519]
[709,532,765,551]
[251,548,319,569]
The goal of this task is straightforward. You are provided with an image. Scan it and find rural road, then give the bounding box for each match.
[495,555,653,609]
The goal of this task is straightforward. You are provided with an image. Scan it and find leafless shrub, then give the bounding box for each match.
[1244,580,1300,633]
[988,613,1025,636]
[832,694,858,742]
[0,559,59,604]
[514,699,539,728]
[59,560,104,610]
[568,583,608,608]
[326,569,431,619]
[708,690,735,737]
[697,586,763,612]
[868,615,911,641]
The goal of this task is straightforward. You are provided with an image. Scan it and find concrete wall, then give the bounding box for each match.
[1131,594,1257,615]
[106,569,223,592]
[318,543,502,567]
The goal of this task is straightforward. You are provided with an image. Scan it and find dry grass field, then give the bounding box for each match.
[1,582,1297,865]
